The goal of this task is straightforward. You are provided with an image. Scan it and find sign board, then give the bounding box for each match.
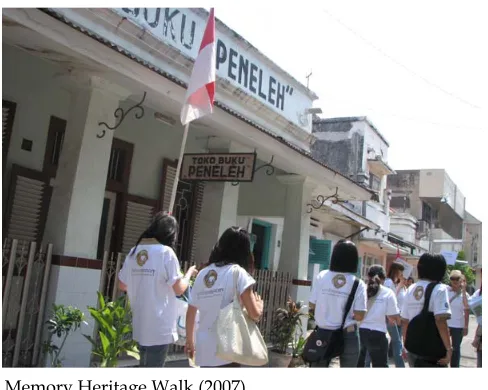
[180,153,256,182]
[114,8,315,131]
[394,257,413,279]
[440,250,458,266]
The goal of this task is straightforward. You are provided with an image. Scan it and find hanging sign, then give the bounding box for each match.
[180,153,256,182]
[440,250,458,266]
[394,257,413,279]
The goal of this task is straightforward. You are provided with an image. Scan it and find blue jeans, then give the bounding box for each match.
[449,327,464,367]
[311,326,360,368]
[387,323,405,367]
[139,344,170,367]
[357,329,388,367]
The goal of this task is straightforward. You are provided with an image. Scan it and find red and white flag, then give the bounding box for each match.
[180,8,216,125]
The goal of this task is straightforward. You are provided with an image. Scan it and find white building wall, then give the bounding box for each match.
[2,44,72,174]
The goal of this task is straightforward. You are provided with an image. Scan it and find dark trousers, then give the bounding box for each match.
[449,327,464,367]
[201,363,241,368]
[357,328,388,367]
[139,344,170,367]
[310,326,360,368]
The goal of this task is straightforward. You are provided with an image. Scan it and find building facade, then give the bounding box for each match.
[2,8,375,366]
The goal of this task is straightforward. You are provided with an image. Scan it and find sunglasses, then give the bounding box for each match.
[450,277,461,281]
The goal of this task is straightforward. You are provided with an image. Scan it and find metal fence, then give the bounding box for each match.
[2,239,53,367]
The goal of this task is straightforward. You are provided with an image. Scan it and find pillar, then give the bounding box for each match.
[194,141,252,264]
[42,74,130,367]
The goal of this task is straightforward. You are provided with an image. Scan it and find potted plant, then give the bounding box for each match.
[269,297,307,367]
[83,292,139,367]
[289,335,307,367]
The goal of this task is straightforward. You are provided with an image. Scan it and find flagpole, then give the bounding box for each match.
[168,122,190,214]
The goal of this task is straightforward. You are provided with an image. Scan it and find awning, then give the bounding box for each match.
[368,158,396,176]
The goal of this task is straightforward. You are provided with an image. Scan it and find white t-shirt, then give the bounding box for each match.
[118,241,181,346]
[400,280,451,321]
[360,285,399,333]
[384,278,406,309]
[447,287,470,328]
[309,270,367,330]
[189,264,255,367]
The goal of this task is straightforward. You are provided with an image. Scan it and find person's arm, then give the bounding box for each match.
[172,266,198,296]
[241,287,263,321]
[184,305,198,360]
[461,282,470,336]
[353,281,367,321]
[119,280,128,292]
[435,315,453,365]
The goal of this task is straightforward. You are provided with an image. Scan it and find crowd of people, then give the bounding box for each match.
[117,212,482,368]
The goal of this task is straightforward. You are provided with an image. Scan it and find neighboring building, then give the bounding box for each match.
[311,116,403,278]
[2,8,374,366]
[388,169,466,254]
[464,211,482,288]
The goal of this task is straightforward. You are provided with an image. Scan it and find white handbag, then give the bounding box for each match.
[215,266,269,366]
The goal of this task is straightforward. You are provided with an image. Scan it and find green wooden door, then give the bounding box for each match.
[309,239,332,271]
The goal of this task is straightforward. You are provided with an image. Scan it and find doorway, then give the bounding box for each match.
[251,219,272,270]
[97,191,117,259]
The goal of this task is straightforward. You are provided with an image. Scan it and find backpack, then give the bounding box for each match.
[405,282,446,363]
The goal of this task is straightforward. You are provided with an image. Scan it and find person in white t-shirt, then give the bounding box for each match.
[447,270,470,367]
[185,227,263,367]
[469,285,482,368]
[384,261,406,367]
[309,240,367,368]
[118,212,198,367]
[357,265,400,367]
[401,253,452,367]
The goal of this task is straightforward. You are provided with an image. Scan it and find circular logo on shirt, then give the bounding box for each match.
[316,340,323,347]
[136,250,149,267]
[413,286,424,301]
[204,270,218,288]
[332,274,347,289]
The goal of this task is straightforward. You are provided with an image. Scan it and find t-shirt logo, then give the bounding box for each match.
[204,270,218,288]
[332,274,347,289]
[136,250,149,267]
[414,286,424,301]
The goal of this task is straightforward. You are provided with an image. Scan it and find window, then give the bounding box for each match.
[361,255,379,280]
[422,201,438,225]
[369,173,381,192]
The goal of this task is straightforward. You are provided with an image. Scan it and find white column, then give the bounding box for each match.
[43,75,130,258]
[42,75,130,367]
[277,175,316,302]
[194,141,252,264]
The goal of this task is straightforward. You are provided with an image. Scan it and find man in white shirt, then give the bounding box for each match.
[401,253,452,367]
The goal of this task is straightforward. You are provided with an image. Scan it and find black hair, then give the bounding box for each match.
[417,253,446,282]
[208,227,254,272]
[387,262,405,283]
[367,265,386,299]
[131,211,178,255]
[329,239,359,274]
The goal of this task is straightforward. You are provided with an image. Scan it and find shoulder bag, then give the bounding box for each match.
[405,282,447,364]
[215,266,269,366]
[302,278,360,364]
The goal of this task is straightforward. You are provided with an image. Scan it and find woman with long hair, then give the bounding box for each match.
[309,240,367,367]
[446,270,471,367]
[185,227,264,367]
[384,262,406,367]
[118,212,198,367]
[401,253,452,367]
[357,265,400,367]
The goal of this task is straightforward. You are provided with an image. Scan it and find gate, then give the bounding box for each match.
[2,239,53,367]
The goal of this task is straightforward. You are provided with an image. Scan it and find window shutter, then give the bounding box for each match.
[3,100,17,170]
[309,239,332,271]
[120,195,157,255]
[159,158,178,213]
[3,165,51,243]
[188,182,204,264]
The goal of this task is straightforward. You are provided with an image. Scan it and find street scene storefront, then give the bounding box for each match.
[2,8,375,367]
[2,8,482,369]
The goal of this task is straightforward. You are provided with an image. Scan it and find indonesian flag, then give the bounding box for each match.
[180,8,216,125]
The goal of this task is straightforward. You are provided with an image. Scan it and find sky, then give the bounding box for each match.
[211,0,487,223]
